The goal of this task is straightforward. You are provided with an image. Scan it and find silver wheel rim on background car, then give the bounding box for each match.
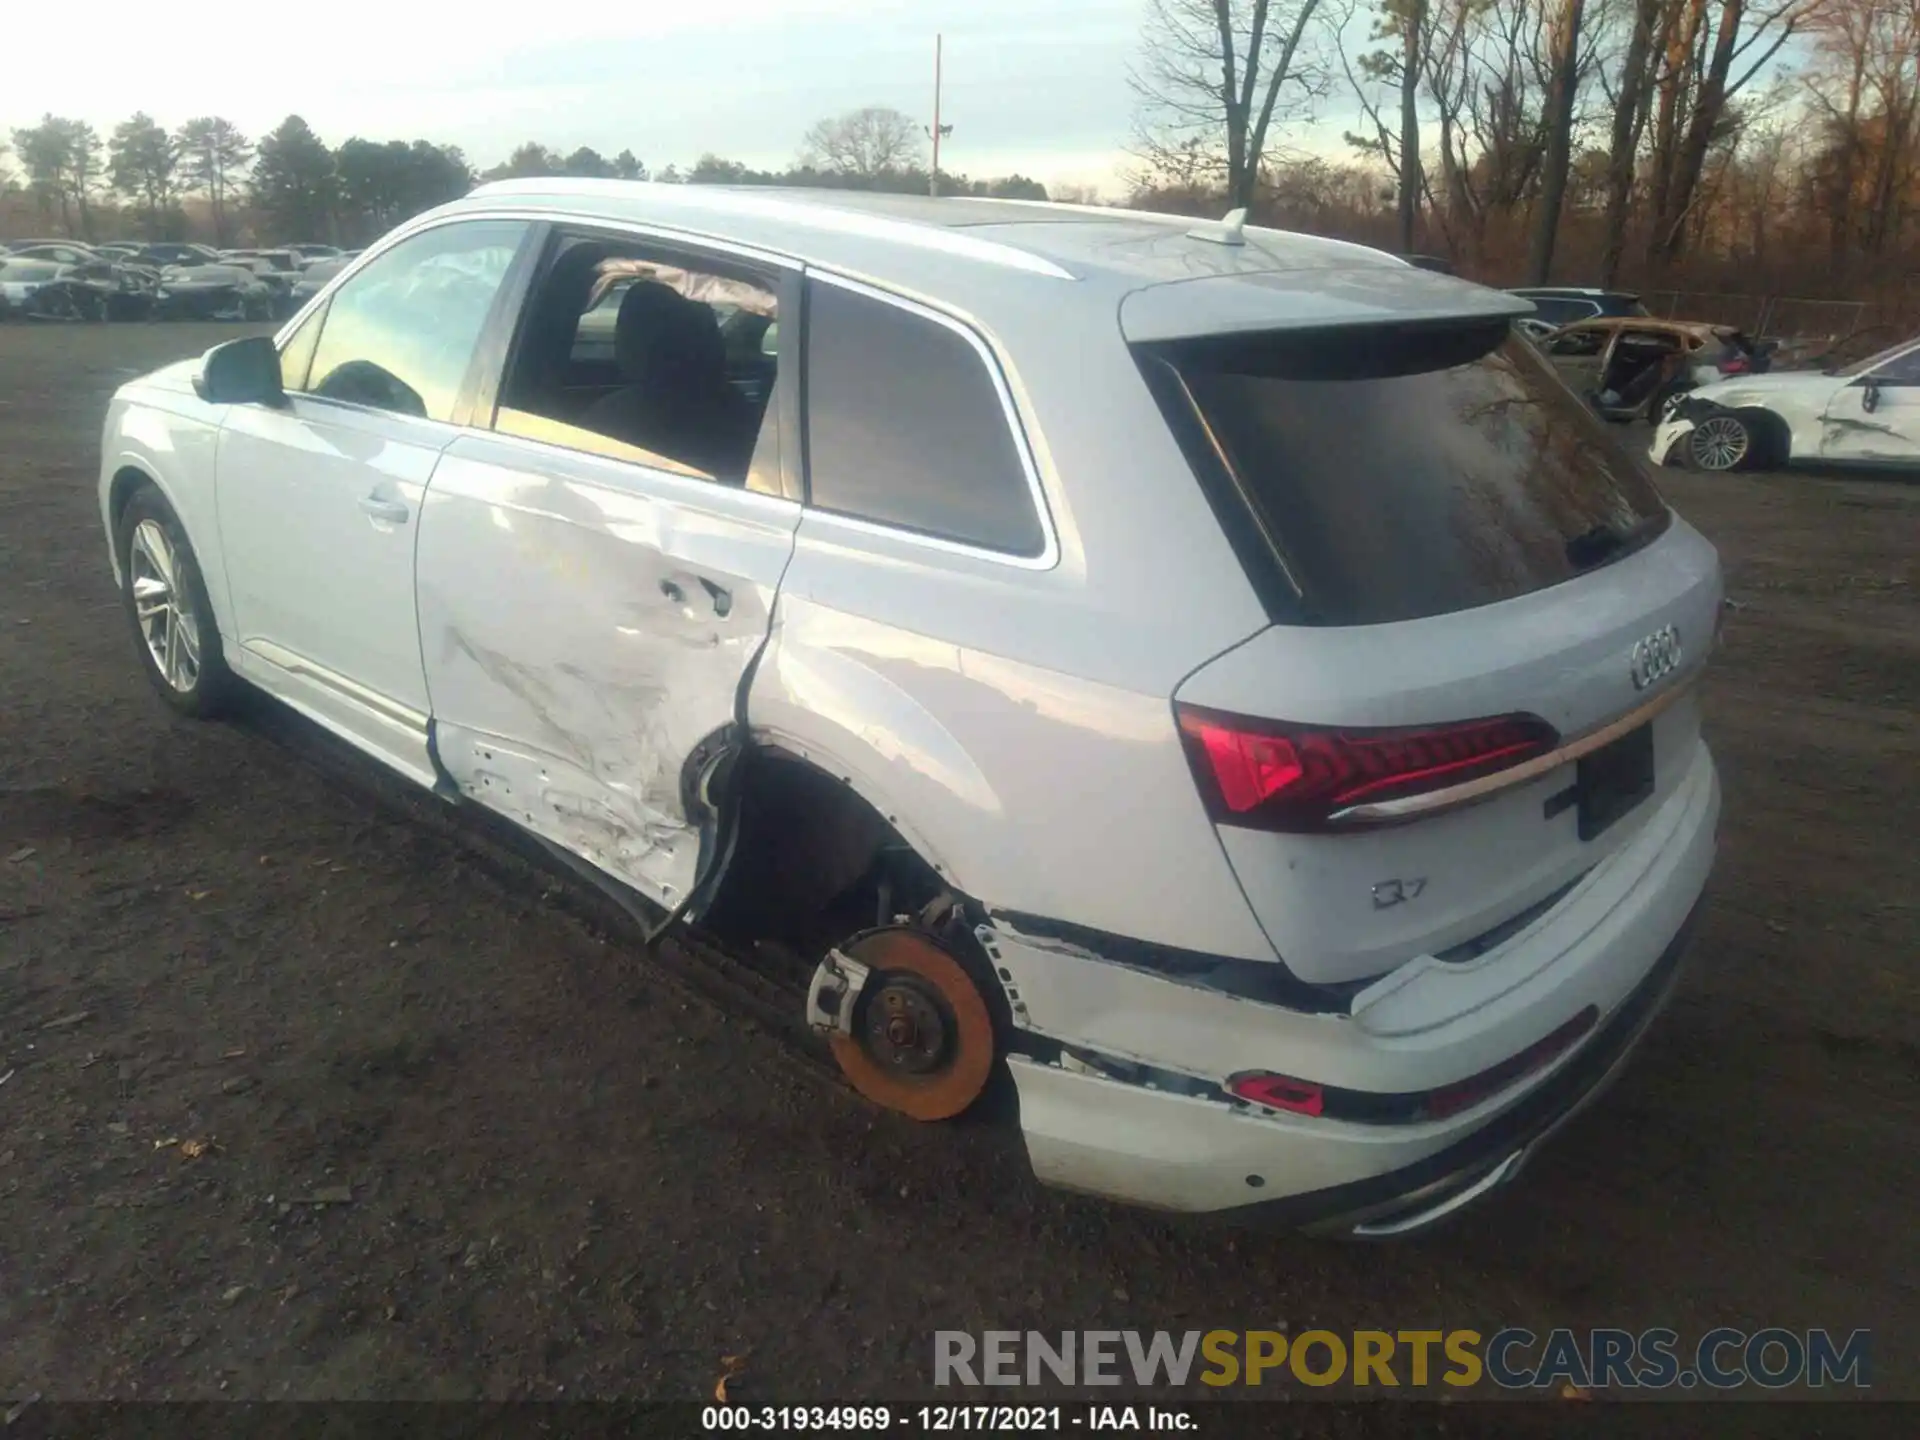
[129,520,201,692]
[1690,414,1751,471]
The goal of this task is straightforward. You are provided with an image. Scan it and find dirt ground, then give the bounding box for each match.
[1,323,1915,1424]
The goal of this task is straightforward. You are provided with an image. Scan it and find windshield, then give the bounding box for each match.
[1834,338,1920,378]
[1140,324,1671,626]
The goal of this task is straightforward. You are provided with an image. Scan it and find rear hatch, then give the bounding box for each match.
[1134,309,1721,987]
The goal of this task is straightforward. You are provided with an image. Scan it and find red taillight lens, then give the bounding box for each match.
[1229,1072,1325,1116]
[1176,706,1559,831]
[1717,355,1749,374]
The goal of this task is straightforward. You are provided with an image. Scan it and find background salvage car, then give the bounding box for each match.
[153,263,277,321]
[286,257,348,308]
[212,254,302,316]
[0,257,158,321]
[1539,317,1774,422]
[1508,285,1651,325]
[5,240,111,267]
[1652,333,1920,471]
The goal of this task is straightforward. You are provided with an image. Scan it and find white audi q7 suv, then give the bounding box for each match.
[98,182,1721,1236]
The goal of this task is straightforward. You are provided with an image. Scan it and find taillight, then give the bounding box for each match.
[1717,355,1750,375]
[1228,1072,1324,1116]
[1175,705,1559,831]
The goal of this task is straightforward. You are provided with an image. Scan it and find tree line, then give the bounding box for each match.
[1133,0,1920,297]
[2,106,1049,249]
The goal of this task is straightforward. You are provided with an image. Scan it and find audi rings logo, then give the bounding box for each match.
[1630,624,1683,691]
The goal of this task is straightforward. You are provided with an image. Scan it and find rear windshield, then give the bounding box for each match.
[1140,322,1670,626]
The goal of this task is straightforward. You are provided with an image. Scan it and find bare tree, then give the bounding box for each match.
[1051,182,1106,204]
[798,107,924,177]
[109,113,181,238]
[1598,0,1665,285]
[176,117,252,246]
[1526,0,1590,281]
[1804,0,1920,269]
[11,116,83,233]
[1339,0,1433,251]
[1642,0,1808,267]
[1421,0,1553,260]
[1130,0,1335,208]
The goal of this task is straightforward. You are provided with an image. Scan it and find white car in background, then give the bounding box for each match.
[96,183,1722,1235]
[1652,335,1920,472]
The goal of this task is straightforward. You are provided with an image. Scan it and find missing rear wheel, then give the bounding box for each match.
[828,927,996,1121]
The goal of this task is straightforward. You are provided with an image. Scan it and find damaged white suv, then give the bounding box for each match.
[98,182,1721,1236]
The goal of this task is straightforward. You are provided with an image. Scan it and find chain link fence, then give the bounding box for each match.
[1640,292,1915,367]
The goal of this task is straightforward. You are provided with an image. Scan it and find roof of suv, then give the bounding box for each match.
[450,179,1524,337]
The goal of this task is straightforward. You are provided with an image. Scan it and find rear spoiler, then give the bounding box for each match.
[1119,268,1531,345]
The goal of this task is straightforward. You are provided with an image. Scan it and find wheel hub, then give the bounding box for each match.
[864,976,951,1076]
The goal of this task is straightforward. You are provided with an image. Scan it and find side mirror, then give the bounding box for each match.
[196,335,284,406]
[1861,379,1881,414]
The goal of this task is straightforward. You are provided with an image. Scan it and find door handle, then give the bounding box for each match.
[660,575,732,618]
[357,494,410,524]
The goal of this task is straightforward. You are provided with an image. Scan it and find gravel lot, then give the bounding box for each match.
[1,323,1915,1428]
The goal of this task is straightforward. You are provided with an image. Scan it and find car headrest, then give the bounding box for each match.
[615,281,725,389]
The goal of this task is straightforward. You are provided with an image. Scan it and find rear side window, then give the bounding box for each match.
[1531,297,1598,325]
[1140,324,1670,626]
[803,279,1044,557]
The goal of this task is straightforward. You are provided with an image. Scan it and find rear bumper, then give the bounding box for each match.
[996,743,1719,1230]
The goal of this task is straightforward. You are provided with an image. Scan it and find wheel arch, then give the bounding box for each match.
[1740,406,1793,465]
[1665,401,1791,469]
[697,735,973,965]
[101,429,235,641]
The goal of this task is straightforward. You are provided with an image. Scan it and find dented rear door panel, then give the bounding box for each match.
[415,433,801,910]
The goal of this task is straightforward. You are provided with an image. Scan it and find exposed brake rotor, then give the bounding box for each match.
[821,926,996,1122]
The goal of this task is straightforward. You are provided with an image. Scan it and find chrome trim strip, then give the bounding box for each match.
[243,639,430,733]
[272,207,1061,573]
[439,426,804,522]
[1347,1150,1526,1239]
[272,205,805,348]
[802,269,1062,572]
[1329,672,1698,825]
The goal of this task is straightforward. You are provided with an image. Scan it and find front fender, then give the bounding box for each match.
[100,391,231,640]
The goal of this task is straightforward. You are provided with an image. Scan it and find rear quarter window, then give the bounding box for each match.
[1140,323,1671,626]
[802,279,1045,558]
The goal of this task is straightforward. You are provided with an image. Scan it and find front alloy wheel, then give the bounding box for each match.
[130,519,202,693]
[116,487,236,717]
[1688,413,1754,472]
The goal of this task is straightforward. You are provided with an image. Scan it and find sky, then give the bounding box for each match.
[3,0,1377,197]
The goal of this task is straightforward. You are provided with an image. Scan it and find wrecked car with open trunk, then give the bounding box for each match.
[94,183,1722,1236]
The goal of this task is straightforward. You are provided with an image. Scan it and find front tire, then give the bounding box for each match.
[1686,412,1759,472]
[116,487,237,718]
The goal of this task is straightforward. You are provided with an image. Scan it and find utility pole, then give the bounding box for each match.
[928,33,952,198]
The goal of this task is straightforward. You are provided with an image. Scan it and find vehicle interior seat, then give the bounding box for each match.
[504,243,609,417]
[579,280,754,480]
[1600,337,1680,409]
